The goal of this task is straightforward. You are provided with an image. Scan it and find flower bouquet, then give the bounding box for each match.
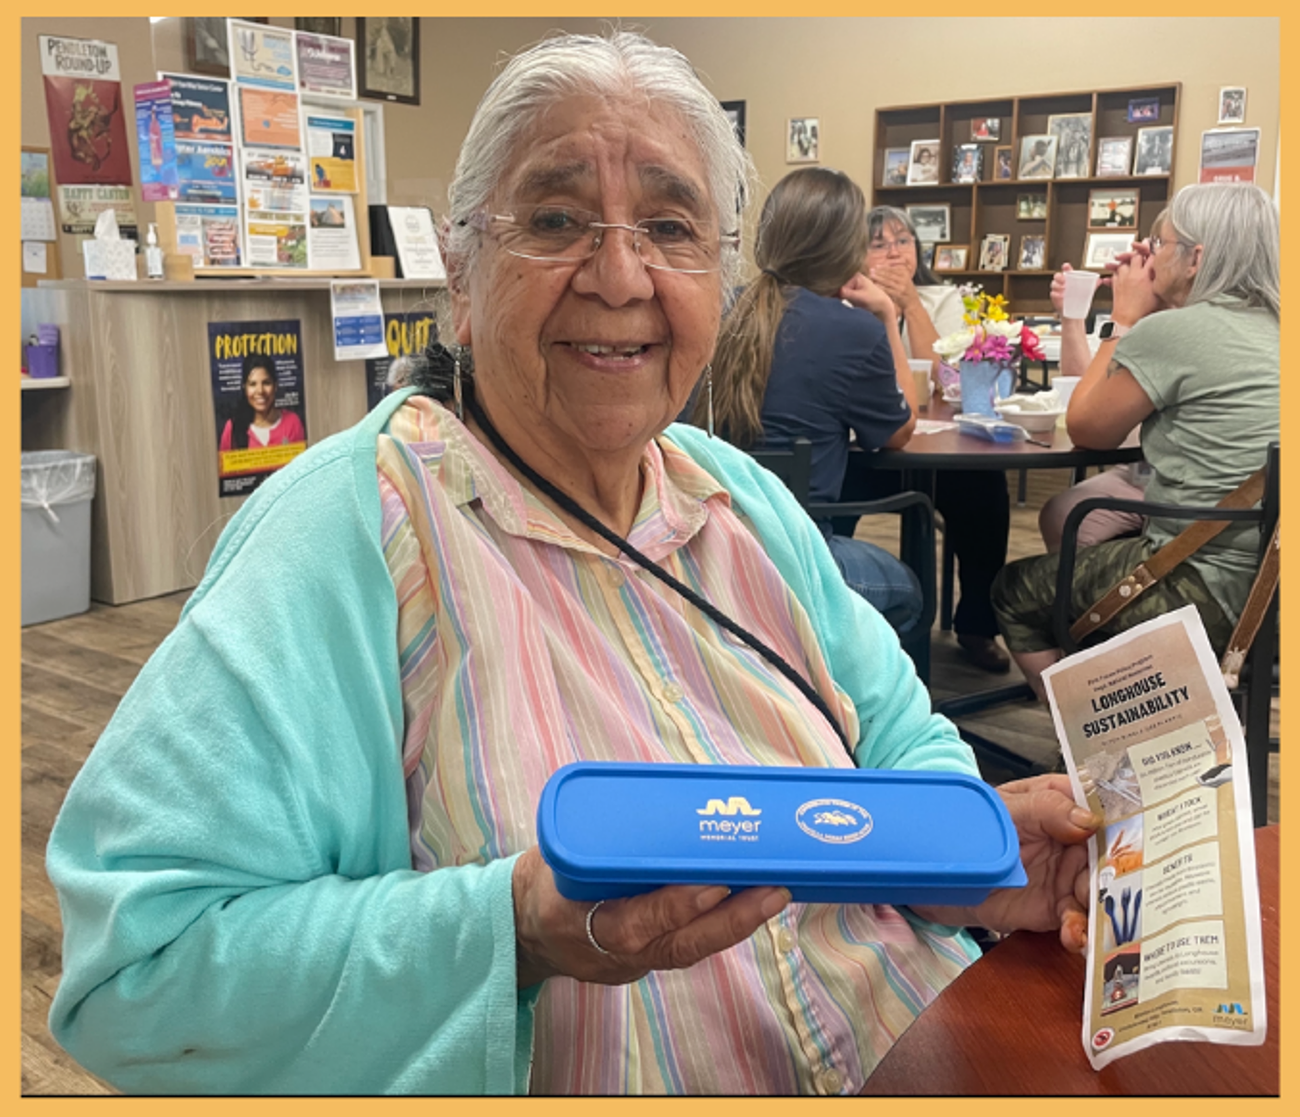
[932,287,1046,415]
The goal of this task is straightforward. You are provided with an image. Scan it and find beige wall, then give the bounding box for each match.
[24,17,1279,272]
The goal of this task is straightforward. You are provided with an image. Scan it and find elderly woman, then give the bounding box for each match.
[47,32,1095,1096]
[839,206,1013,674]
[993,183,1280,698]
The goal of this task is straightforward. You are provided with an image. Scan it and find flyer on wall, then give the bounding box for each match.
[329,280,389,361]
[57,184,138,237]
[239,87,303,149]
[296,32,356,100]
[1199,128,1260,184]
[306,115,357,192]
[245,213,308,268]
[163,74,232,145]
[243,148,310,214]
[228,19,297,89]
[21,151,59,242]
[307,195,362,271]
[175,205,241,268]
[387,206,447,279]
[40,35,134,187]
[365,310,438,411]
[176,140,237,204]
[133,81,179,202]
[209,319,308,498]
[1042,606,1266,1071]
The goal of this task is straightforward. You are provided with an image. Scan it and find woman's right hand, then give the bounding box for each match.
[1049,263,1071,314]
[511,846,790,987]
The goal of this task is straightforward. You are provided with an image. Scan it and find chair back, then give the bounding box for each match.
[746,439,813,504]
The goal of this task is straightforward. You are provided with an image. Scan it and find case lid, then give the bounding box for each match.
[538,762,1025,891]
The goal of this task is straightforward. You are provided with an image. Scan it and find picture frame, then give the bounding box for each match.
[1127,96,1161,124]
[978,233,1010,272]
[1095,136,1134,178]
[1018,234,1046,271]
[1218,86,1247,125]
[906,204,951,243]
[358,17,420,106]
[920,242,936,271]
[786,117,819,163]
[1134,125,1174,176]
[993,145,1013,181]
[1017,193,1048,220]
[1018,134,1057,180]
[185,17,266,77]
[933,244,969,272]
[951,143,983,184]
[1088,188,1139,230]
[1199,127,1260,185]
[882,147,910,186]
[294,17,341,37]
[971,117,1001,141]
[1083,231,1137,270]
[906,138,941,185]
[720,100,746,148]
[1048,112,1092,179]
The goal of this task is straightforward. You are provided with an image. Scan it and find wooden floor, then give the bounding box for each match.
[21,467,1280,1095]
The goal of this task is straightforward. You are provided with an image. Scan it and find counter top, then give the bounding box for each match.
[36,277,447,293]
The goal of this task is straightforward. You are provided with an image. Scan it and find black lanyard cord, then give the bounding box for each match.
[462,389,853,758]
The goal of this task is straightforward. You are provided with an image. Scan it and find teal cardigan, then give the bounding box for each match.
[47,390,977,1094]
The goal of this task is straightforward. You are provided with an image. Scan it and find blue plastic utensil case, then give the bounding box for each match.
[538,762,1026,905]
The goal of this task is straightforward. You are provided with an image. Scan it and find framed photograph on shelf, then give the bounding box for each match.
[1127,96,1161,123]
[951,143,983,184]
[720,100,746,147]
[920,242,936,270]
[294,17,341,36]
[882,147,910,186]
[934,244,968,272]
[907,138,941,185]
[1134,125,1174,175]
[1095,136,1134,177]
[993,145,1013,180]
[1017,193,1048,220]
[1083,231,1137,270]
[786,117,819,163]
[1018,134,1057,180]
[971,117,1001,141]
[1218,86,1247,125]
[1088,188,1139,230]
[1018,235,1046,271]
[906,204,950,243]
[978,233,1010,272]
[358,17,420,105]
[1048,112,1092,178]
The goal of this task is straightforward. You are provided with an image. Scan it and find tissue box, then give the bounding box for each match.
[537,762,1026,905]
[82,239,138,281]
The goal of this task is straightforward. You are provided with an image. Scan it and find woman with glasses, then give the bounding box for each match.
[843,205,1014,675]
[46,32,1096,1096]
[994,182,1280,700]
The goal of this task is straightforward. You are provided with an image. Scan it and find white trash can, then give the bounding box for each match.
[21,451,97,626]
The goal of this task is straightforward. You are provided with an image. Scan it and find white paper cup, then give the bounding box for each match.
[1061,270,1099,320]
[1052,375,1082,410]
[907,359,933,409]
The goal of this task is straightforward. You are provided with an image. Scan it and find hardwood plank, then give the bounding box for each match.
[19,660,128,733]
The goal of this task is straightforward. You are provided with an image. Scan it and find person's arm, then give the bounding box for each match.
[871,262,940,365]
[839,272,919,433]
[1049,264,1092,378]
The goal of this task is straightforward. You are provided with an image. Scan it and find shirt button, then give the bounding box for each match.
[819,1069,844,1095]
[661,681,684,703]
[777,929,796,954]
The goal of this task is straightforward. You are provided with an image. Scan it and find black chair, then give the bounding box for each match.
[1052,443,1279,826]
[746,438,937,683]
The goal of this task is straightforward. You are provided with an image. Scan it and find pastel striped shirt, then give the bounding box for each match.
[375,397,973,1095]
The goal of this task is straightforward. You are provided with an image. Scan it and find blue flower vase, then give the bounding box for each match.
[959,360,1014,417]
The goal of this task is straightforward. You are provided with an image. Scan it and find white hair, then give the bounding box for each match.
[1166,182,1280,317]
[443,30,754,291]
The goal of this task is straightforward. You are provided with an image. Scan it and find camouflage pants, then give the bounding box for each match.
[992,536,1235,655]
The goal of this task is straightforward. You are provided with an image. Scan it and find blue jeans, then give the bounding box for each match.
[826,535,923,635]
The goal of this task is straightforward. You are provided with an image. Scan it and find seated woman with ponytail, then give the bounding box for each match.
[703,166,924,636]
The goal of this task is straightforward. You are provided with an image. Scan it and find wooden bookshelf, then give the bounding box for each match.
[873,83,1180,315]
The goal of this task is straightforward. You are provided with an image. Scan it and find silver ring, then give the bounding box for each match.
[585,900,611,955]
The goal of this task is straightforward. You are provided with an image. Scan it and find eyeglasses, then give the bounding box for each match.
[867,234,915,254]
[465,204,739,274]
[1148,234,1191,253]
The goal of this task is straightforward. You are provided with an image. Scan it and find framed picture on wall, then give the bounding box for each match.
[882,147,910,186]
[1088,188,1139,229]
[786,117,819,163]
[906,204,950,243]
[720,100,746,147]
[358,17,420,105]
[933,244,968,272]
[1048,112,1092,178]
[185,17,266,77]
[1083,231,1137,270]
[295,18,342,37]
[1134,125,1174,175]
[1096,136,1134,177]
[1218,86,1247,125]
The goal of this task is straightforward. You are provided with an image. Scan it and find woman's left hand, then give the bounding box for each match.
[868,262,919,312]
[912,774,1099,953]
[839,272,895,321]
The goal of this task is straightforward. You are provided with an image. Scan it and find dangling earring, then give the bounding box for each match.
[705,364,715,439]
[452,349,464,421]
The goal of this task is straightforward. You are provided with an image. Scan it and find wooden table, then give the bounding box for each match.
[863,825,1279,1095]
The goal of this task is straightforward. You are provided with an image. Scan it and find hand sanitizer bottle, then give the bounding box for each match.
[145,223,165,280]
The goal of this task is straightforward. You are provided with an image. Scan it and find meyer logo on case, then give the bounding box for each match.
[796,798,873,844]
[697,796,762,841]
[696,797,762,816]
